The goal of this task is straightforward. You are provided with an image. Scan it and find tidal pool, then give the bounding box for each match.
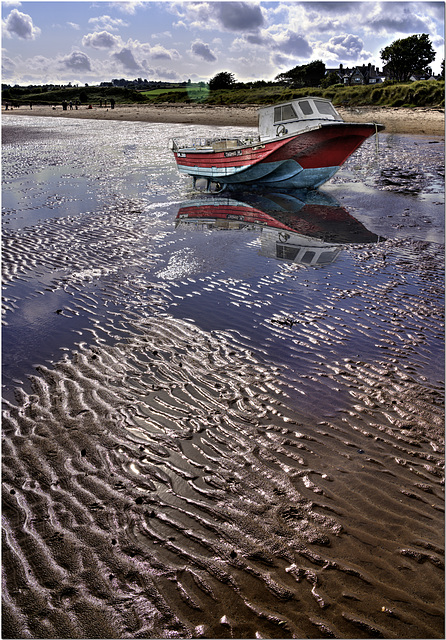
[2,115,444,639]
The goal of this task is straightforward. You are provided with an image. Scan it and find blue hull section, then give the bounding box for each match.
[186,159,341,190]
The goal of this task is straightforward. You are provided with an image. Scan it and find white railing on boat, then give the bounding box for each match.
[169,135,261,152]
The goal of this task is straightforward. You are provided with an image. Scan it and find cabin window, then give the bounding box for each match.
[299,100,313,115]
[276,245,299,260]
[274,104,297,123]
[301,251,316,264]
[314,100,337,116]
[317,251,336,264]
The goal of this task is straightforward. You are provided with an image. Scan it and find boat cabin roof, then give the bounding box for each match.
[258,97,343,138]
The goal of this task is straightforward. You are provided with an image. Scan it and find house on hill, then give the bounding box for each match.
[325,63,386,85]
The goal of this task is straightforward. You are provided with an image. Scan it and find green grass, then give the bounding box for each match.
[193,80,444,107]
[140,86,210,102]
[4,79,444,108]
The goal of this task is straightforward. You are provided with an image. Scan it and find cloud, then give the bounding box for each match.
[153,66,181,81]
[88,15,128,32]
[82,30,122,49]
[215,2,264,31]
[275,31,312,57]
[149,44,179,60]
[235,27,312,61]
[112,47,141,71]
[2,55,16,78]
[306,2,362,15]
[325,34,366,60]
[114,1,145,15]
[61,51,92,72]
[170,1,264,33]
[2,8,41,40]
[367,4,432,35]
[245,33,266,46]
[190,40,217,62]
[67,22,80,30]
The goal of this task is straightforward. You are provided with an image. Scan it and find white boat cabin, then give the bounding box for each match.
[258,97,343,140]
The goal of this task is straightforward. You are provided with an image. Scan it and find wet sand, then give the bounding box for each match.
[3,102,445,135]
[2,116,444,639]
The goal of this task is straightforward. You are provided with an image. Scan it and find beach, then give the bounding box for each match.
[3,102,445,135]
[2,114,444,639]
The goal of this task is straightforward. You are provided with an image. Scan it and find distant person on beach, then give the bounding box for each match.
[110,98,115,109]
[62,100,68,111]
[69,101,73,110]
[29,103,32,110]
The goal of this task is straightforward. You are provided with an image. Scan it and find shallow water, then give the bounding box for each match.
[2,116,444,639]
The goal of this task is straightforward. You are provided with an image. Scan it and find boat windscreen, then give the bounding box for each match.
[274,103,297,123]
[314,100,337,116]
[299,100,314,115]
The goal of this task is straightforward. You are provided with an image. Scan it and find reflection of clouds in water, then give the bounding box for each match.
[157,248,204,280]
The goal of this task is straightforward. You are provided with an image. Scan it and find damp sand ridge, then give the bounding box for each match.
[2,116,444,639]
[3,102,445,135]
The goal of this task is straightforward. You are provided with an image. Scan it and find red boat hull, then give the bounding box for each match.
[173,122,383,189]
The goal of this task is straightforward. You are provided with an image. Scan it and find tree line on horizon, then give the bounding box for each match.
[2,33,443,108]
[209,34,442,90]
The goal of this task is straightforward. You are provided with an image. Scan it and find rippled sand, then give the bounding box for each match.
[2,116,444,639]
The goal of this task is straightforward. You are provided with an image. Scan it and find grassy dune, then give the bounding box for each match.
[5,79,444,109]
[202,80,445,107]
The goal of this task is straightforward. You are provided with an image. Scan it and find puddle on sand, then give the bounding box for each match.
[2,116,444,639]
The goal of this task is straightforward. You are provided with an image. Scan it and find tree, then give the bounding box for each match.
[209,72,236,90]
[380,34,435,82]
[275,60,326,88]
[321,71,341,88]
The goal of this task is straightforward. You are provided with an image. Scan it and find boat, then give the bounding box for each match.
[169,97,384,192]
[175,189,383,266]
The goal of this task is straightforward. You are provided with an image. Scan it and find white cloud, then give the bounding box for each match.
[190,40,217,62]
[150,44,180,60]
[275,30,312,58]
[153,66,181,81]
[2,8,40,40]
[61,51,92,72]
[112,47,141,71]
[113,1,145,15]
[366,2,434,37]
[88,15,129,32]
[82,31,122,49]
[214,2,264,31]
[170,1,264,33]
[325,34,368,60]
[2,55,16,79]
[67,22,80,30]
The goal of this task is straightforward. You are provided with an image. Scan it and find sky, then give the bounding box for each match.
[1,1,444,86]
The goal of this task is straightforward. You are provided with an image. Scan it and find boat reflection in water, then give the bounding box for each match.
[175,189,383,266]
